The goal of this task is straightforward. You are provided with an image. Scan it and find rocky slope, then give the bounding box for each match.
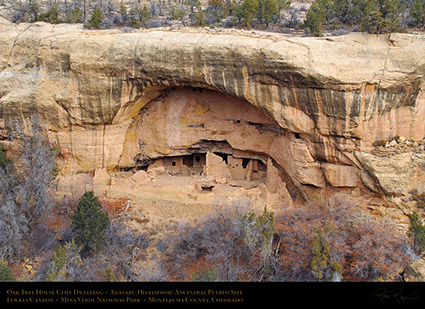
[1,17,424,224]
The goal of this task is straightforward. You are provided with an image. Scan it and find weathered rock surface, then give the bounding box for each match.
[1,17,425,222]
[404,259,425,282]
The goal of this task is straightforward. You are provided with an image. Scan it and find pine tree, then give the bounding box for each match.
[139,6,152,28]
[37,5,61,24]
[257,0,279,26]
[66,7,83,23]
[87,8,104,29]
[360,0,403,33]
[236,0,259,28]
[411,0,425,29]
[303,0,328,36]
[71,191,110,256]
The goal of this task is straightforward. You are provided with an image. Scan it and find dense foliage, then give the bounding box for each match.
[302,0,425,35]
[408,210,425,255]
[71,191,110,256]
[0,260,15,281]
[0,117,56,262]
[164,201,415,282]
[6,0,425,35]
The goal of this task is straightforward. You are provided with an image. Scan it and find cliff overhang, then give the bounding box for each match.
[1,18,425,222]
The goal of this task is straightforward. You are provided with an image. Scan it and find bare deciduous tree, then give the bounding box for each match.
[0,116,57,261]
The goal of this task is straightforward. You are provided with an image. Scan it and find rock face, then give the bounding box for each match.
[1,17,425,222]
[404,259,425,282]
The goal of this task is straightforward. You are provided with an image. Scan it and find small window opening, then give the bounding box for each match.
[294,133,301,139]
[201,185,214,192]
[195,156,201,163]
[242,158,251,169]
[172,161,176,166]
[258,160,267,172]
[214,152,228,164]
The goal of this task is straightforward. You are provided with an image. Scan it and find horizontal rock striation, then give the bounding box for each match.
[1,17,425,221]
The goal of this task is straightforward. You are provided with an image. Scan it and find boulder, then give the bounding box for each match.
[404,259,425,282]
[93,168,111,186]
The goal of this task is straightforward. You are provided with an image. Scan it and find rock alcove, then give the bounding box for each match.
[106,86,300,210]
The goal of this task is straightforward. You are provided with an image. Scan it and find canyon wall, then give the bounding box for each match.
[1,17,425,222]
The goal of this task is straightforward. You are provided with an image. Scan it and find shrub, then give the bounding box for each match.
[71,191,110,256]
[165,200,412,282]
[87,8,104,29]
[46,239,83,281]
[408,211,425,255]
[303,0,328,36]
[240,206,275,259]
[310,221,343,281]
[236,0,259,28]
[66,7,83,23]
[0,116,56,261]
[171,6,186,24]
[411,0,425,29]
[303,0,405,35]
[0,147,12,169]
[275,201,412,281]
[192,267,221,281]
[37,5,61,24]
[257,0,279,26]
[193,10,206,26]
[103,267,117,282]
[165,205,253,281]
[0,260,15,281]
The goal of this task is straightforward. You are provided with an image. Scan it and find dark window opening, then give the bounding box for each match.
[195,156,201,163]
[135,165,148,171]
[213,152,228,164]
[258,160,267,172]
[183,155,193,167]
[294,133,301,139]
[201,185,214,192]
[242,158,251,169]
[172,161,176,166]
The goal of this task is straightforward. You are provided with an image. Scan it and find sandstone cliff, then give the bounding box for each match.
[1,17,424,223]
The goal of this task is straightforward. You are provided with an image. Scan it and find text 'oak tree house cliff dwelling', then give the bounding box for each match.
[0,18,425,225]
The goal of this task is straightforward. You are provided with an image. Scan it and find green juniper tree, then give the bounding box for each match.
[411,0,425,29]
[310,221,342,281]
[66,6,83,23]
[303,0,329,36]
[71,191,110,256]
[192,267,221,281]
[236,0,259,28]
[303,0,405,35]
[0,260,15,281]
[46,239,83,281]
[0,147,12,169]
[257,0,279,26]
[87,7,104,29]
[37,5,61,23]
[408,211,425,255]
